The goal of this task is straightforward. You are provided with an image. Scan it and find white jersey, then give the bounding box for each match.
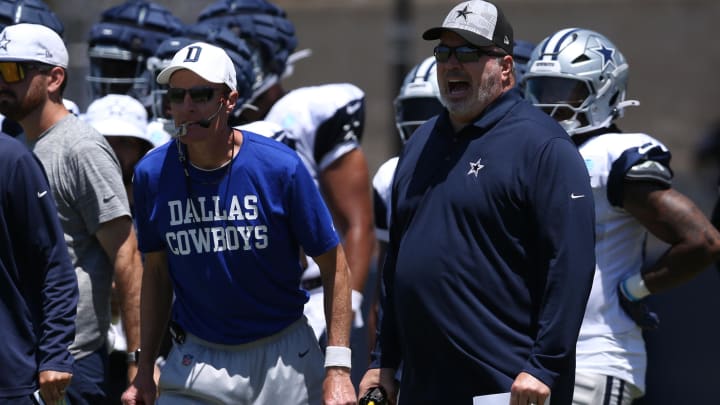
[259,83,365,281]
[245,84,366,337]
[264,83,365,187]
[575,131,672,393]
[372,157,398,243]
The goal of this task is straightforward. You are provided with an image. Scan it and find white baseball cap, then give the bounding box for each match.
[85,94,150,144]
[0,23,68,68]
[156,41,237,92]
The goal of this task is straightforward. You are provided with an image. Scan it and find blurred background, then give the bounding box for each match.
[47,0,720,402]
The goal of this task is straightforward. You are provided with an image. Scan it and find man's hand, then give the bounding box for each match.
[510,372,550,405]
[121,369,157,405]
[322,367,356,405]
[38,370,72,404]
[617,283,660,330]
[358,368,398,405]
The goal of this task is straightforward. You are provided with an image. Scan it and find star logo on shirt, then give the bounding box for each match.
[467,157,485,177]
[591,44,615,70]
[455,5,473,21]
[0,32,10,51]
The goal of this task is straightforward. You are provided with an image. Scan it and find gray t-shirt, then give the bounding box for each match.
[32,114,130,359]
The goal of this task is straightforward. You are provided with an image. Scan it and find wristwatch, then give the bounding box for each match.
[127,348,141,365]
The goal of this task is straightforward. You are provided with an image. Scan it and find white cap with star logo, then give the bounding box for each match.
[422,0,514,55]
[0,23,68,68]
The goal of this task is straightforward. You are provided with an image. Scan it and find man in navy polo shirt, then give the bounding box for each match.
[360,1,596,404]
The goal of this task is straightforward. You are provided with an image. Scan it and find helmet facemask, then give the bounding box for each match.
[522,28,637,136]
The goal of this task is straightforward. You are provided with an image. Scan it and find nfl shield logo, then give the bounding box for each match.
[182,354,194,366]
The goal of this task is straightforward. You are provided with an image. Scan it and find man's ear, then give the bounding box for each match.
[47,66,65,96]
[225,90,239,112]
[502,55,516,88]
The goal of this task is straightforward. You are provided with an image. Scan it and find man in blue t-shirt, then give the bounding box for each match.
[122,41,356,405]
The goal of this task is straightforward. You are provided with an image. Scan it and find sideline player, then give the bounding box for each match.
[522,27,720,404]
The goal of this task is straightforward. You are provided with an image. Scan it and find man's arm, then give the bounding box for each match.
[623,182,720,291]
[319,148,376,306]
[13,151,77,403]
[95,216,142,382]
[121,250,173,405]
[314,243,356,404]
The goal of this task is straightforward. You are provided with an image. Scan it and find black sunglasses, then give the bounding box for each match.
[434,45,507,63]
[167,86,223,104]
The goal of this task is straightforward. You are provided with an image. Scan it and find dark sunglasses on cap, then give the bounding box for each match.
[434,45,507,63]
[167,86,224,104]
[0,61,51,84]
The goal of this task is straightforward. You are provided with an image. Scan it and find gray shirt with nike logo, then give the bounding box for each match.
[31,113,130,360]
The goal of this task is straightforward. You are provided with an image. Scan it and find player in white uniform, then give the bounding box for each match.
[197,1,375,353]
[522,28,720,404]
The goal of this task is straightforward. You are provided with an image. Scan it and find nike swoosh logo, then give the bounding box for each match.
[637,143,656,155]
[570,193,585,199]
[346,100,362,115]
[37,190,48,198]
[103,195,116,203]
[298,349,310,358]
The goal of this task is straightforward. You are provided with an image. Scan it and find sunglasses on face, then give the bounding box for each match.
[0,62,49,84]
[433,45,507,63]
[167,86,223,104]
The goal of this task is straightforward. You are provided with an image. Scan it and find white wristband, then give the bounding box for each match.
[621,273,651,301]
[324,345,351,369]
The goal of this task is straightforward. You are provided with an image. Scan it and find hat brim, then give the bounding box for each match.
[0,55,67,68]
[92,120,146,140]
[156,65,186,85]
[423,27,495,49]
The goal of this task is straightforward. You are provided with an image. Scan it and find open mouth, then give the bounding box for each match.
[447,79,470,95]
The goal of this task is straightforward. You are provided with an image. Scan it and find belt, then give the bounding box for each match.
[301,276,323,291]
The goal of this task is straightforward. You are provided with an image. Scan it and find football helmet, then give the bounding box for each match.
[522,28,638,136]
[0,0,63,35]
[146,36,194,132]
[147,24,256,130]
[196,0,299,101]
[87,0,185,100]
[394,56,443,143]
[512,39,535,84]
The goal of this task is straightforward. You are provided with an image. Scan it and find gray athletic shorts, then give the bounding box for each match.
[157,317,325,405]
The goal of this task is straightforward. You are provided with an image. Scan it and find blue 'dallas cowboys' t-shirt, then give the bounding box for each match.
[133,131,339,344]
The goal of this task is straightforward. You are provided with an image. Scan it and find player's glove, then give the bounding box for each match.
[617,280,659,330]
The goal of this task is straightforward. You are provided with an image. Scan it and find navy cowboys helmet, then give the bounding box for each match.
[146,36,193,131]
[512,39,535,84]
[87,0,185,101]
[394,56,443,143]
[0,0,63,35]
[196,0,298,101]
[522,28,638,136]
[147,25,256,130]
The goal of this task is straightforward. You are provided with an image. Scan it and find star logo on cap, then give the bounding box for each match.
[0,32,10,51]
[591,44,615,70]
[455,5,474,21]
